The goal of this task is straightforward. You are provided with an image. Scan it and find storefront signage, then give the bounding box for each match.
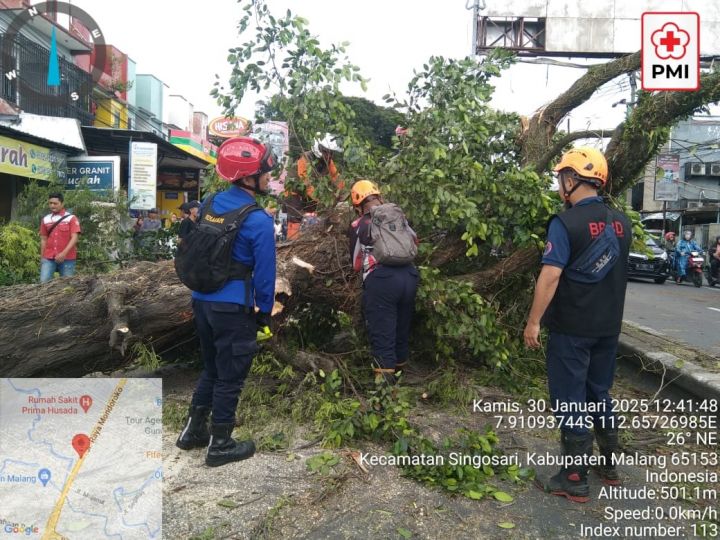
[208,116,250,138]
[0,135,66,181]
[65,156,120,191]
[157,168,200,191]
[129,142,157,210]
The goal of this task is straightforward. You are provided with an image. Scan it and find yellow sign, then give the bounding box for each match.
[0,135,66,181]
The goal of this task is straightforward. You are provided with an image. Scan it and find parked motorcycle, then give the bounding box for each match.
[669,250,705,287]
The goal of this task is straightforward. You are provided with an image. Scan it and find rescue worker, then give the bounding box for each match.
[348,180,419,379]
[283,133,343,239]
[675,230,702,284]
[523,147,632,502]
[176,137,277,467]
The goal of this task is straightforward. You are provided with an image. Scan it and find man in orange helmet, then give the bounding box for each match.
[348,180,419,380]
[523,147,632,503]
[283,133,344,239]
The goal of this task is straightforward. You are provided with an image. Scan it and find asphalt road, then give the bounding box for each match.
[624,278,720,358]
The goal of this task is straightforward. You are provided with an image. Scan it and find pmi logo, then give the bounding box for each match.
[642,12,699,91]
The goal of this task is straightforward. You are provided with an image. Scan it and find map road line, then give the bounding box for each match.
[41,378,128,540]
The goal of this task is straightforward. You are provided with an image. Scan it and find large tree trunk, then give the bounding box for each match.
[0,220,355,377]
[0,262,194,377]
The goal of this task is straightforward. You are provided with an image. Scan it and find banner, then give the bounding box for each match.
[66,156,120,191]
[654,153,680,201]
[0,135,66,181]
[129,142,158,210]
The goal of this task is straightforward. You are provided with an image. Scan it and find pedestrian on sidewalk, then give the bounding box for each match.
[348,180,419,381]
[175,137,278,467]
[523,147,632,503]
[39,192,81,283]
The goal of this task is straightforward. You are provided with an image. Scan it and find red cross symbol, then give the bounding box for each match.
[651,23,689,60]
[659,31,681,52]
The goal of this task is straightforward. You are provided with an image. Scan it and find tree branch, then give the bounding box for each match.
[606,68,720,196]
[522,51,641,167]
[534,128,619,173]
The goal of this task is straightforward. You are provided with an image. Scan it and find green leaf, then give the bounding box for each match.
[217,499,239,508]
[397,528,412,539]
[497,522,515,529]
[467,490,483,500]
[493,491,513,502]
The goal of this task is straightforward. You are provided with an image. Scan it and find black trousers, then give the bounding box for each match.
[362,265,419,370]
[190,300,257,424]
[546,332,619,436]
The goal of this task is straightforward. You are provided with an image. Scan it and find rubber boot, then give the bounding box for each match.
[536,431,593,503]
[593,426,621,485]
[205,423,256,467]
[175,405,211,450]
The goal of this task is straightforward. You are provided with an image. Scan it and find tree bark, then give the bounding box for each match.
[0,261,194,377]
[605,69,720,196]
[521,52,641,167]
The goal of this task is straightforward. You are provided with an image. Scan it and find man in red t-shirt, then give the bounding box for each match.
[39,192,81,283]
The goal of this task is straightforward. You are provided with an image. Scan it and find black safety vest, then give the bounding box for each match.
[543,201,632,337]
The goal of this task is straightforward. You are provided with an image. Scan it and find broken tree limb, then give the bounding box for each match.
[521,51,641,167]
[605,68,720,196]
[533,128,619,174]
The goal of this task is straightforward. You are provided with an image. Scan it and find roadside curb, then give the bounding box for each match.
[618,321,720,402]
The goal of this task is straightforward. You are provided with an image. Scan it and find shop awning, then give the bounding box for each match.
[0,113,85,153]
[81,127,211,169]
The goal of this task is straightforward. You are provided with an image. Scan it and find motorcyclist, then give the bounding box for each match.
[675,230,702,283]
[710,235,720,282]
[663,231,676,250]
[282,133,344,239]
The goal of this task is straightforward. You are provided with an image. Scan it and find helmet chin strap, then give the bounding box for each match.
[238,176,268,195]
[560,176,581,208]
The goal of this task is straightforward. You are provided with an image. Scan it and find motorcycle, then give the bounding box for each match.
[669,250,705,287]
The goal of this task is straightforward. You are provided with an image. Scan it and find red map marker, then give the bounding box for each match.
[79,395,92,413]
[72,434,90,458]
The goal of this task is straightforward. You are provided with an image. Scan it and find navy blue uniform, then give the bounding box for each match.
[349,212,418,370]
[542,197,631,435]
[190,186,276,424]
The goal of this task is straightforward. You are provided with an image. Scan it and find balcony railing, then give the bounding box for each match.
[0,33,94,125]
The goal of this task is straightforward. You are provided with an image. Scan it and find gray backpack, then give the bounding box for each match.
[369,203,417,266]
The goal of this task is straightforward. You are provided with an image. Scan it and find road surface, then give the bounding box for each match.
[624,279,720,359]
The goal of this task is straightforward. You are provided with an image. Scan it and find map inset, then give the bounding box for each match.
[0,378,162,539]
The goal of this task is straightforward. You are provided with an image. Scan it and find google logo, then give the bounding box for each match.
[3,523,39,535]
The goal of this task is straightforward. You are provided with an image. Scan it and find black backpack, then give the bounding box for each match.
[174,193,262,294]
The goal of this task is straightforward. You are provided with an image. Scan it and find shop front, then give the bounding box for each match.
[0,132,71,221]
[80,127,214,224]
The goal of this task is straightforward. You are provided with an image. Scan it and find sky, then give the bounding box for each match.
[61,0,671,141]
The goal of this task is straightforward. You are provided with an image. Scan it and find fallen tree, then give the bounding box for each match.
[4,2,720,377]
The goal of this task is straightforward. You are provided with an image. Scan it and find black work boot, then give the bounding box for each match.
[536,431,593,503]
[175,405,211,450]
[593,426,621,485]
[205,423,256,467]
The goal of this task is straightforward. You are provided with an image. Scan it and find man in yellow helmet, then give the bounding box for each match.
[348,180,419,380]
[523,147,632,503]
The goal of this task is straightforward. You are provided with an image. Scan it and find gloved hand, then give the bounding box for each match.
[256,312,273,341]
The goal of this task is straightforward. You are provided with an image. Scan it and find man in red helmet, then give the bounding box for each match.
[524,147,632,503]
[175,137,278,467]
